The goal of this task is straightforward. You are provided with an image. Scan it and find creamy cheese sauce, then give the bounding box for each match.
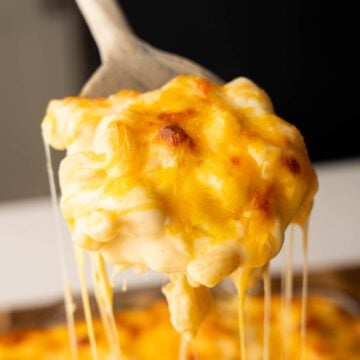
[46,140,127,359]
[179,336,189,360]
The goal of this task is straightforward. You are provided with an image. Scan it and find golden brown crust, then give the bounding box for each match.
[159,124,192,147]
[250,186,273,213]
[284,156,301,174]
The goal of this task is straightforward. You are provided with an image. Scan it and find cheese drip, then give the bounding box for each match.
[300,220,309,360]
[41,75,318,344]
[278,221,311,360]
[263,264,271,360]
[74,247,98,360]
[43,141,78,360]
[233,268,251,360]
[91,252,122,359]
[281,225,295,360]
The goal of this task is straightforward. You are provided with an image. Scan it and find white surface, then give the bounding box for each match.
[0,159,359,309]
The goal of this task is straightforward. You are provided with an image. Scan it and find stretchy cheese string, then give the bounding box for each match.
[74,247,99,360]
[263,263,271,360]
[91,252,122,359]
[179,336,189,360]
[300,220,309,360]
[281,224,295,360]
[235,268,251,360]
[43,141,78,360]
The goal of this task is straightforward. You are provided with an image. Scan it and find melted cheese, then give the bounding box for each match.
[74,247,99,360]
[263,264,271,360]
[41,75,318,341]
[300,221,310,360]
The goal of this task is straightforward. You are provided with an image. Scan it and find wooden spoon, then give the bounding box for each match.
[75,0,223,97]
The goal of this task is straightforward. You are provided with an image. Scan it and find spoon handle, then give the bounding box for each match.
[75,0,138,61]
